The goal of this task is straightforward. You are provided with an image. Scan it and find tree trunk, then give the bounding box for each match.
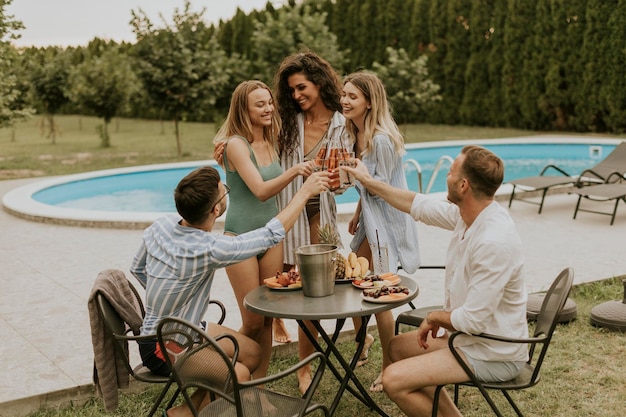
[47,114,56,144]
[101,119,111,148]
[174,118,182,157]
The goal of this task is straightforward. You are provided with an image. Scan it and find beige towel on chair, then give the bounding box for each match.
[87,269,143,411]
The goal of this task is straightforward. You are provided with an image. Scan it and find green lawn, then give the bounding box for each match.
[25,277,626,417]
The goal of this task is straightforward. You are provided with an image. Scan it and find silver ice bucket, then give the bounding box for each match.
[295,244,337,297]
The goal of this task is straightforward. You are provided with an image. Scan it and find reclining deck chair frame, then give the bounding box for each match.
[572,172,626,225]
[508,142,626,213]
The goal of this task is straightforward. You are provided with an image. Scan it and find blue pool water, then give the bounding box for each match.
[32,141,616,213]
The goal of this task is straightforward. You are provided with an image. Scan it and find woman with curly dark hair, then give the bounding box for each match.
[273,51,354,393]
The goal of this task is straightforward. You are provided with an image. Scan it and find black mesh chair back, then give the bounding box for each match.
[526,267,575,385]
[157,316,329,417]
[431,267,574,417]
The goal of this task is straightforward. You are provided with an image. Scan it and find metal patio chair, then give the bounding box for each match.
[431,267,574,417]
[156,316,329,417]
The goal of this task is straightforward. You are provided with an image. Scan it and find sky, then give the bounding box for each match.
[6,0,280,47]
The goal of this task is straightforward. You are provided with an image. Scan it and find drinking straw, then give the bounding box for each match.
[376,229,381,258]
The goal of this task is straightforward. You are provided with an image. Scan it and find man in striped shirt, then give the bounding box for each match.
[130,165,329,417]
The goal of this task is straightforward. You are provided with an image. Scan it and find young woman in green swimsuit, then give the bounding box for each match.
[213,80,314,378]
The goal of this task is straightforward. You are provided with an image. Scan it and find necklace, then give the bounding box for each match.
[306,118,330,126]
[305,111,333,126]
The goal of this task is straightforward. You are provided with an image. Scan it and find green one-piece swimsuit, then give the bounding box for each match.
[223,136,283,235]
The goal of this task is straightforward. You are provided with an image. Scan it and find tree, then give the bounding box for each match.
[0,0,33,131]
[501,0,536,128]
[250,2,347,85]
[436,0,471,124]
[372,47,441,126]
[460,0,498,126]
[29,48,72,143]
[131,1,239,156]
[602,0,626,132]
[543,0,586,130]
[67,47,140,147]
[578,0,617,132]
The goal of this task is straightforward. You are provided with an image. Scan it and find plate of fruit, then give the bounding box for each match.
[264,271,302,290]
[361,286,410,303]
[352,272,401,289]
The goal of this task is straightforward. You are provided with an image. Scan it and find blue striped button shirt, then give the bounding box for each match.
[130,214,285,335]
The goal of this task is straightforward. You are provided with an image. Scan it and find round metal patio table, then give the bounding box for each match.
[245,276,419,417]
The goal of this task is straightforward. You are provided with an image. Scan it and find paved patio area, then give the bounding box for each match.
[1,176,625,416]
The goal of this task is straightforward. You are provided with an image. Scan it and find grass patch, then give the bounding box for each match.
[25,277,626,417]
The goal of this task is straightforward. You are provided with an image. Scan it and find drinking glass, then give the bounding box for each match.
[339,152,356,188]
[369,244,389,275]
[312,157,325,172]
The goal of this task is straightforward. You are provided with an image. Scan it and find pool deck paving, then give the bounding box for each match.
[1,175,626,416]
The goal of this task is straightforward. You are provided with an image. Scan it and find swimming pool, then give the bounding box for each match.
[3,136,621,227]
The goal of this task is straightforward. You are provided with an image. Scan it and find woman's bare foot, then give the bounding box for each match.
[272,318,292,343]
[356,333,375,367]
[297,366,313,394]
[369,371,384,392]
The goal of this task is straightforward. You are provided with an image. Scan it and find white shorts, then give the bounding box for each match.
[459,348,525,383]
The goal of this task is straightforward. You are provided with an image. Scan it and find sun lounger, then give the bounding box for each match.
[572,173,626,225]
[508,142,626,213]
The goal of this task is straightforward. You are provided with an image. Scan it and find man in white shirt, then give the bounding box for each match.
[342,145,528,417]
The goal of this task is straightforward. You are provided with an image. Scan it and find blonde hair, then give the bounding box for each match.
[343,71,405,156]
[213,80,282,151]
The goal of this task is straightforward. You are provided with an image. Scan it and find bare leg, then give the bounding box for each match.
[369,310,395,392]
[384,330,467,417]
[255,243,284,378]
[225,241,283,378]
[297,321,317,394]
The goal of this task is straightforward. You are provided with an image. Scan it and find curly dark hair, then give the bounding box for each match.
[273,51,342,157]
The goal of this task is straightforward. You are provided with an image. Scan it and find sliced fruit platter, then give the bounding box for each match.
[361,285,410,303]
[264,270,302,290]
[352,272,401,289]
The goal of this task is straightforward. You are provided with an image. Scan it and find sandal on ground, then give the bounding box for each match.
[369,372,384,393]
[356,333,375,367]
